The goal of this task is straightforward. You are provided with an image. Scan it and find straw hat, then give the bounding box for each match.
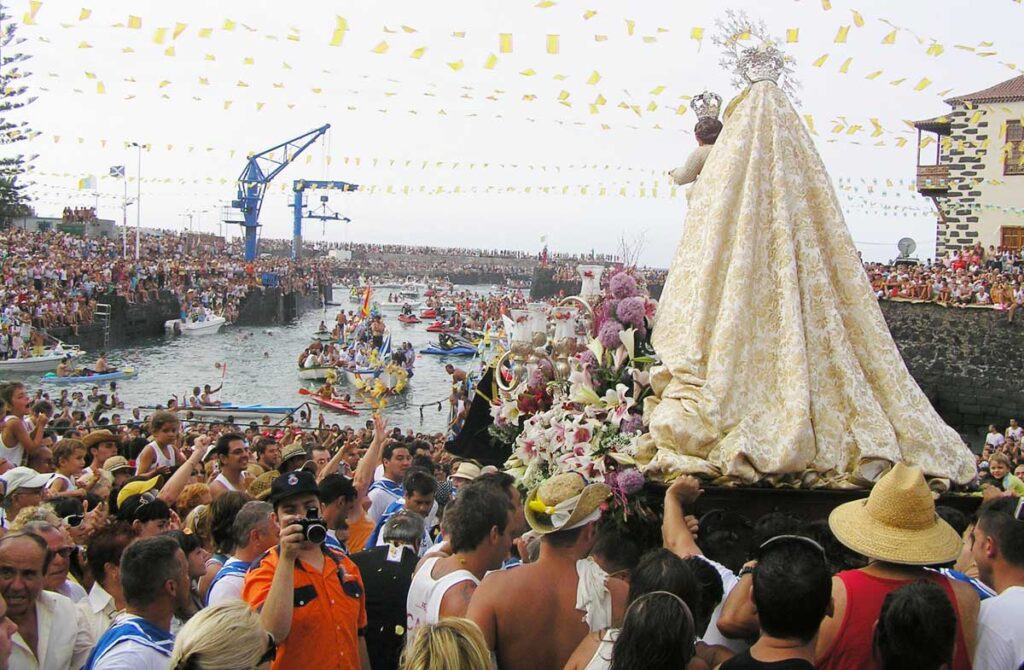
[248,470,280,501]
[82,429,118,450]
[279,443,308,468]
[451,461,481,482]
[102,456,132,474]
[525,472,611,536]
[828,463,962,566]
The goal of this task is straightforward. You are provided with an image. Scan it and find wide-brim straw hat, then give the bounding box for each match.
[525,472,611,536]
[82,429,117,450]
[451,461,482,482]
[829,463,962,566]
[248,470,280,501]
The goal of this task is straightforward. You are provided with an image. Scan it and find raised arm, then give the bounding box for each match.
[663,475,703,558]
[158,444,204,504]
[353,413,387,498]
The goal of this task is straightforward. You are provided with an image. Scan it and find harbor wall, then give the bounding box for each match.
[235,285,327,327]
[45,291,181,350]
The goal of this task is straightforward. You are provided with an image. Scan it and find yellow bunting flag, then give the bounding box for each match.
[128,15,142,29]
[889,78,906,86]
[852,10,865,27]
[164,46,175,57]
[865,70,882,79]
[84,71,96,79]
[869,118,883,137]
[401,25,417,33]
[926,43,944,57]
[804,115,817,135]
[583,10,597,19]
[410,47,426,59]
[594,34,607,42]
[204,53,216,61]
[153,27,167,44]
[499,33,512,53]
[96,82,105,94]
[243,56,254,65]
[587,71,600,85]
[914,77,932,91]
[536,0,555,7]
[650,85,665,95]
[835,26,850,43]
[79,8,91,20]
[484,53,498,69]
[822,0,832,9]
[812,53,829,67]
[452,31,465,38]
[625,19,635,36]
[158,80,171,88]
[370,41,389,54]
[224,100,233,110]
[78,41,91,48]
[520,68,536,76]
[173,23,187,39]
[882,29,897,44]
[786,28,799,43]
[691,27,704,43]
[546,34,560,54]
[223,19,236,31]
[839,57,852,73]
[198,27,212,38]
[199,77,209,86]
[448,60,464,71]
[330,19,347,46]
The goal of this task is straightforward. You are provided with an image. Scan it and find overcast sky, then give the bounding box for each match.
[6,0,1023,265]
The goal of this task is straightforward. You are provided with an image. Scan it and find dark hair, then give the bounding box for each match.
[801,520,868,574]
[629,549,700,615]
[120,535,182,608]
[411,454,435,474]
[32,400,53,417]
[474,471,518,504]
[119,495,171,525]
[874,580,956,670]
[410,440,432,456]
[47,495,83,519]
[163,529,203,555]
[694,118,723,145]
[127,436,150,461]
[403,468,438,497]
[86,522,135,584]
[682,556,723,637]
[936,506,969,540]
[751,512,802,553]
[148,410,179,433]
[609,591,696,670]
[214,432,245,458]
[977,497,1024,567]
[753,537,832,642]
[382,442,410,461]
[697,509,752,573]
[254,437,277,456]
[0,382,24,415]
[543,524,585,548]
[319,474,357,505]
[0,531,52,573]
[592,526,641,577]
[446,484,513,553]
[210,491,251,554]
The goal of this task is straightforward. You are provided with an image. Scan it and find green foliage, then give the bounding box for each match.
[0,10,36,227]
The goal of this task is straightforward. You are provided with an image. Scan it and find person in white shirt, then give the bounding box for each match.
[84,535,192,670]
[1,531,95,670]
[24,522,86,603]
[971,498,1024,670]
[77,525,134,642]
[206,501,278,607]
[366,442,412,522]
[1006,419,1024,443]
[984,425,1006,450]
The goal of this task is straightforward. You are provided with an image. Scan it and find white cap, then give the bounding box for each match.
[1,467,51,495]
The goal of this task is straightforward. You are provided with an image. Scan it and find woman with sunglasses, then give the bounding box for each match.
[170,601,276,670]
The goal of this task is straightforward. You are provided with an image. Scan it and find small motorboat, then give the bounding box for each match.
[166,315,227,336]
[297,366,336,381]
[311,330,335,342]
[420,345,477,356]
[419,308,436,319]
[425,321,459,334]
[297,388,359,415]
[0,347,84,374]
[43,368,137,384]
[398,314,421,324]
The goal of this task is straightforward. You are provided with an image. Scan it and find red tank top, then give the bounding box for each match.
[817,569,970,670]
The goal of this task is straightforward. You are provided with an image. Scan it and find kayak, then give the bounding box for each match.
[297,388,359,415]
[420,345,477,356]
[43,368,137,384]
[398,314,421,324]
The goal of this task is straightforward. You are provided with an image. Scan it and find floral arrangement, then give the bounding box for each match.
[495,268,659,524]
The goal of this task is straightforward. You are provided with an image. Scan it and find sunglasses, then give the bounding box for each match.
[62,514,85,528]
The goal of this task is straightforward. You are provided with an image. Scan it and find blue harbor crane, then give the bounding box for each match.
[291,179,359,260]
[228,123,331,261]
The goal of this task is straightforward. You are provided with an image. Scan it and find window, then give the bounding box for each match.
[1006,120,1024,176]
[1001,226,1024,251]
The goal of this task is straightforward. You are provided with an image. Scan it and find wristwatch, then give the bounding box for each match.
[737,565,756,578]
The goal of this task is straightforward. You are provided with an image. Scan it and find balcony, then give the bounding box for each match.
[917,164,950,194]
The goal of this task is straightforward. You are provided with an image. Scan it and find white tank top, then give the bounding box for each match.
[48,473,75,492]
[213,472,243,492]
[584,629,619,670]
[145,442,176,469]
[406,556,480,634]
[0,415,31,466]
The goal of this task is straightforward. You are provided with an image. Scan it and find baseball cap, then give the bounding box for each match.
[1,467,50,495]
[116,476,160,507]
[268,470,320,506]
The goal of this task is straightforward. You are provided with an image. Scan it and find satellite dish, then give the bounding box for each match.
[897,237,917,258]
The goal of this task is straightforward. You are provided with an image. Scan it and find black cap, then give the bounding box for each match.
[268,470,320,506]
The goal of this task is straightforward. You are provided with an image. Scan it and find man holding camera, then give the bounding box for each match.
[243,470,370,670]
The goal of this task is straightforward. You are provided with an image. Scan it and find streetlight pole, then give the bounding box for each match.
[121,172,128,258]
[130,142,143,260]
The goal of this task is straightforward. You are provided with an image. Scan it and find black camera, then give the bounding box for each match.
[296,507,328,544]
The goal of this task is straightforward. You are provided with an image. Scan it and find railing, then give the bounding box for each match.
[917,164,950,193]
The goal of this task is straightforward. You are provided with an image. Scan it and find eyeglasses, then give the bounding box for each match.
[757,534,827,559]
[52,546,75,559]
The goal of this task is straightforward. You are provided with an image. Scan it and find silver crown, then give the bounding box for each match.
[690,91,722,120]
[737,42,785,85]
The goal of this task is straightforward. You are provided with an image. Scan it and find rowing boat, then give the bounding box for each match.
[0,347,84,374]
[297,388,358,415]
[43,368,137,384]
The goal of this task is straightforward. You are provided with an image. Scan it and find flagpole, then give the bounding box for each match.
[122,172,127,258]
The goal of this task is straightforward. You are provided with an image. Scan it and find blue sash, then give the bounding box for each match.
[366,498,405,551]
[84,616,174,669]
[368,477,403,498]
[205,559,252,606]
[324,531,347,554]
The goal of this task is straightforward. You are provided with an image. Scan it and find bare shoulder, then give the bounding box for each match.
[563,631,601,670]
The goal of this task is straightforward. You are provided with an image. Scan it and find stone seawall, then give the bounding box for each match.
[46,291,181,350]
[235,286,327,327]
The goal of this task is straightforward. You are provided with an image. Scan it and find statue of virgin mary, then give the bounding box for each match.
[640,21,976,487]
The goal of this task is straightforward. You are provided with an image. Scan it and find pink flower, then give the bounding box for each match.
[598,320,623,349]
[609,272,638,299]
[616,296,646,328]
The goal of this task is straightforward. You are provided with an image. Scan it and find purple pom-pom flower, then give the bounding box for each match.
[616,468,645,495]
[619,413,644,435]
[616,296,646,328]
[608,272,638,299]
[598,320,623,349]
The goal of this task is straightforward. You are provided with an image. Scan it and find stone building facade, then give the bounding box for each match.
[915,75,1024,258]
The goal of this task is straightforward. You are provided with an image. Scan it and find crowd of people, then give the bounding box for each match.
[0,373,1015,670]
[62,207,98,224]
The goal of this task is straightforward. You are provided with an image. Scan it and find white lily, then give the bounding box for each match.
[618,328,637,361]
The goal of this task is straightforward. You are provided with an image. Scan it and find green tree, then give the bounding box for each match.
[0,8,36,227]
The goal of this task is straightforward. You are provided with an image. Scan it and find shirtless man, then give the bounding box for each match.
[467,474,627,670]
